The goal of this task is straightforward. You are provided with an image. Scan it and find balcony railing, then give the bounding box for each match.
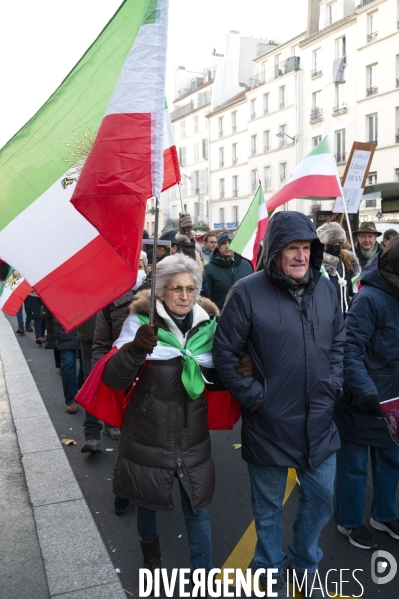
[170,91,212,121]
[232,157,238,165]
[280,174,286,182]
[251,149,257,156]
[264,179,271,190]
[219,192,225,199]
[367,31,378,42]
[232,125,237,133]
[219,162,224,168]
[264,145,270,153]
[263,108,269,115]
[357,0,377,6]
[310,107,323,122]
[232,190,238,198]
[218,131,224,138]
[367,86,378,96]
[335,153,346,164]
[250,113,256,120]
[279,139,286,148]
[249,57,300,89]
[332,104,347,115]
[251,183,257,192]
[279,102,285,109]
[311,67,323,78]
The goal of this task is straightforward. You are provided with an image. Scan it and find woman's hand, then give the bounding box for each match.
[234,352,253,378]
[124,324,158,355]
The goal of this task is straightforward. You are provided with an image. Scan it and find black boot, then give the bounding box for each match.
[140,536,162,593]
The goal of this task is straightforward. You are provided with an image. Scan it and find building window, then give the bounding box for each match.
[232,205,239,226]
[232,143,238,164]
[279,86,285,109]
[219,207,225,225]
[274,53,281,78]
[313,136,322,147]
[367,64,378,96]
[179,147,186,167]
[250,99,257,120]
[326,2,337,27]
[334,83,346,112]
[278,125,287,148]
[193,114,199,134]
[219,147,224,168]
[335,129,346,163]
[396,107,399,143]
[396,54,399,88]
[264,166,271,190]
[264,130,270,152]
[367,11,378,42]
[199,168,208,193]
[193,142,200,162]
[251,169,258,192]
[218,117,224,138]
[181,120,186,138]
[311,91,322,120]
[191,171,199,195]
[219,178,225,199]
[232,176,239,198]
[335,35,346,59]
[251,135,257,156]
[280,163,287,182]
[367,113,378,144]
[231,111,237,133]
[367,172,377,185]
[263,93,269,115]
[202,138,208,160]
[312,48,322,77]
[395,168,399,182]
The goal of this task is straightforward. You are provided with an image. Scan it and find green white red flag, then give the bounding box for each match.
[230,136,341,267]
[229,185,268,269]
[0,266,32,316]
[0,0,178,331]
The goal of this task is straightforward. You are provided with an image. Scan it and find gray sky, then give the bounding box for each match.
[0,0,307,148]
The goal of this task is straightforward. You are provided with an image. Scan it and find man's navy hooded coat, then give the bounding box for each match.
[213,212,345,470]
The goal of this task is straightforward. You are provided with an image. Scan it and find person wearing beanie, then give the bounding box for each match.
[316,222,360,316]
[204,231,253,310]
[334,236,399,549]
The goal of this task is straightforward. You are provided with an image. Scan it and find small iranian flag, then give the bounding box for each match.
[72,0,179,270]
[0,267,32,316]
[0,0,178,331]
[229,185,268,269]
[266,136,341,213]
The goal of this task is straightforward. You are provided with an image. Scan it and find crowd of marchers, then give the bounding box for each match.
[5,212,399,598]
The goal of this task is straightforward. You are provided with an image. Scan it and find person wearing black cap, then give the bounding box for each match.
[204,231,253,311]
[353,222,382,270]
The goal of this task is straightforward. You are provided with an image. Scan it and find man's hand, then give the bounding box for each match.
[234,352,253,378]
[123,324,158,355]
[175,212,195,243]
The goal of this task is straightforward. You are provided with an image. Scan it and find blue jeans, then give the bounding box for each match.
[17,306,24,328]
[25,296,45,339]
[60,350,78,405]
[136,480,213,570]
[248,454,336,574]
[335,439,399,528]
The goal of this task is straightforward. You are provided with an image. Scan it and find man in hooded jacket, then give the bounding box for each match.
[213,211,345,598]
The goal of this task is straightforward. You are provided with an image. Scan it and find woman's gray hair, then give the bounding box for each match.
[155,253,202,300]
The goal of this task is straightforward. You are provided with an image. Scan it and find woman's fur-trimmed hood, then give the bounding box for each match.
[130,289,220,318]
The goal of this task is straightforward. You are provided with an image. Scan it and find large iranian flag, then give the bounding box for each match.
[0,0,178,331]
[72,0,179,269]
[267,136,341,212]
[0,266,32,316]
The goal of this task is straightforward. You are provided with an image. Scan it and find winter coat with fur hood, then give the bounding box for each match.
[102,290,220,512]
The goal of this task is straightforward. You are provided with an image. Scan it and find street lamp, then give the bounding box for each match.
[276,132,296,142]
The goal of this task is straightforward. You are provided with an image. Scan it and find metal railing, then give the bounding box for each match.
[335,153,346,163]
[250,113,256,120]
[332,104,347,114]
[251,148,257,156]
[232,190,238,198]
[367,86,378,96]
[279,102,285,109]
[357,0,377,6]
[311,67,323,78]
[249,57,300,89]
[219,192,225,199]
[219,162,224,168]
[263,108,269,115]
[280,174,286,182]
[278,139,286,148]
[264,179,271,190]
[170,92,212,121]
[264,145,270,153]
[310,107,323,121]
[232,157,238,165]
[367,31,378,42]
[218,131,223,139]
[232,125,237,133]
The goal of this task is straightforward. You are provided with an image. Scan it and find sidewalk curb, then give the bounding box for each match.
[0,312,127,599]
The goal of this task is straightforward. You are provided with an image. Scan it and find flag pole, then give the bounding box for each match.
[178,183,185,213]
[149,198,160,325]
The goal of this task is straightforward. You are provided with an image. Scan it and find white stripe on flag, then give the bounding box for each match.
[285,153,337,185]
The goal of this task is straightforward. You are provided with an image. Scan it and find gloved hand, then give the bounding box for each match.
[358,394,381,416]
[175,212,195,243]
[123,324,158,355]
[234,352,253,378]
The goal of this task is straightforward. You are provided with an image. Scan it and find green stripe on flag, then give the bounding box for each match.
[306,136,329,158]
[0,0,151,233]
[0,266,13,298]
[229,185,264,256]
[144,0,160,24]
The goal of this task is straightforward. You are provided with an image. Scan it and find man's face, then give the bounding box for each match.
[274,240,311,280]
[219,241,234,259]
[358,232,377,251]
[205,236,217,251]
[157,246,166,258]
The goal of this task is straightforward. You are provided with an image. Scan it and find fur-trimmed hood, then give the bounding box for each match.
[129,289,219,318]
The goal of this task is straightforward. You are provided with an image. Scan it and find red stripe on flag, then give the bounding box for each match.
[266,175,341,213]
[34,235,136,332]
[2,279,32,316]
[162,145,180,191]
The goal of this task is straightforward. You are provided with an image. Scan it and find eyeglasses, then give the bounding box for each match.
[164,286,197,296]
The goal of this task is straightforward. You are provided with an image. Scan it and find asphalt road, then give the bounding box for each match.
[8,315,399,598]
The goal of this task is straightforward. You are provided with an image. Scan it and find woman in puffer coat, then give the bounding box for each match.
[102,253,251,585]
